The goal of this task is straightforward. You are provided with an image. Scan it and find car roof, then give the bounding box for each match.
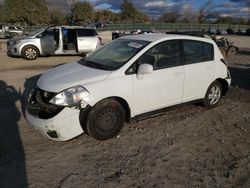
[60,26,95,29]
[120,33,214,44]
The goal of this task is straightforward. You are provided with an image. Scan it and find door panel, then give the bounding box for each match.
[40,35,54,55]
[132,66,184,115]
[182,40,215,102]
[131,40,184,115]
[77,37,97,53]
[77,29,98,53]
[183,61,215,102]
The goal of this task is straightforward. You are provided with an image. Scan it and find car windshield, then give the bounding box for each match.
[78,39,150,71]
[28,28,45,37]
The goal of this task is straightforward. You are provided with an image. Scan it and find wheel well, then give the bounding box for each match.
[22,45,40,56]
[80,97,131,127]
[216,78,229,96]
[107,97,131,123]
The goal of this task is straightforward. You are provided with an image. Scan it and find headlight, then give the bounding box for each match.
[10,40,21,45]
[49,86,89,106]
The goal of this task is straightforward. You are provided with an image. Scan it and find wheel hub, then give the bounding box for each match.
[208,85,221,105]
[25,48,37,59]
[95,108,119,135]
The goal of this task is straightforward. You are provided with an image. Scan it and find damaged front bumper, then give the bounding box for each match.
[25,88,84,141]
[25,107,83,141]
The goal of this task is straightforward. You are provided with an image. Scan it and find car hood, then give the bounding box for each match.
[37,62,111,92]
[7,36,32,42]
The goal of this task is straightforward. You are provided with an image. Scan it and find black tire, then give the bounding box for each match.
[86,99,125,140]
[203,81,222,108]
[21,45,39,60]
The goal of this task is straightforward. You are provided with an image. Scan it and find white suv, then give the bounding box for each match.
[7,26,102,60]
[25,34,231,141]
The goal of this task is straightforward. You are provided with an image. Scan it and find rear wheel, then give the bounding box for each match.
[21,46,39,60]
[203,81,222,108]
[86,99,125,140]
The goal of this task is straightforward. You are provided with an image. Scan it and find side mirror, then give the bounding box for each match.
[138,64,153,74]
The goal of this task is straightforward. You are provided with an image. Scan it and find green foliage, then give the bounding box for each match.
[0,5,4,22]
[71,1,94,25]
[120,0,148,23]
[50,9,66,25]
[95,10,119,23]
[4,0,49,25]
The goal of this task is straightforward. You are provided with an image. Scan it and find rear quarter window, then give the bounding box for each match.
[183,40,214,64]
[78,29,97,37]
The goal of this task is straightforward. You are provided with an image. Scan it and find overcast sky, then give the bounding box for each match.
[0,0,249,18]
[91,0,250,18]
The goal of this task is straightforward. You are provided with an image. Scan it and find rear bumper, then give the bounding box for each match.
[25,107,84,141]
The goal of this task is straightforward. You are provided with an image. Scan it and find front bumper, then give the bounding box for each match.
[7,43,21,56]
[25,107,84,141]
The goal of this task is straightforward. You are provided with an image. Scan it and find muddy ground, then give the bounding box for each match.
[0,36,250,188]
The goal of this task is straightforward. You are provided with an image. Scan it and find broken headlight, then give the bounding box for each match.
[49,86,89,106]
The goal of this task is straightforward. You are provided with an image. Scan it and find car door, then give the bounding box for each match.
[77,29,98,53]
[182,40,215,102]
[131,40,185,115]
[40,28,56,55]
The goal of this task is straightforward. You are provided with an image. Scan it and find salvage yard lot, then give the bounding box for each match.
[0,35,250,187]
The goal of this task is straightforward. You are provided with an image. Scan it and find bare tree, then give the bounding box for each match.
[182,5,196,23]
[158,12,178,23]
[198,0,213,23]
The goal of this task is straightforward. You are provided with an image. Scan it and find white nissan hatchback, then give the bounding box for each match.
[25,34,231,141]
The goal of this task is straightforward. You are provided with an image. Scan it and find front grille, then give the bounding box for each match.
[27,88,64,119]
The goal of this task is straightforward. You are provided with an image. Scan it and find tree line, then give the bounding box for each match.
[0,0,249,26]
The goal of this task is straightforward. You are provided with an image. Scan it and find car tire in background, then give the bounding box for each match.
[203,81,222,108]
[21,45,39,60]
[86,99,125,140]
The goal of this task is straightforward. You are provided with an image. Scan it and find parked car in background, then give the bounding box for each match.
[245,28,250,36]
[207,28,217,35]
[25,34,231,141]
[0,25,5,38]
[5,26,23,37]
[226,28,236,34]
[216,29,228,35]
[7,26,102,60]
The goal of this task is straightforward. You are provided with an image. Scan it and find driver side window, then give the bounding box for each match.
[126,40,181,74]
[138,40,181,70]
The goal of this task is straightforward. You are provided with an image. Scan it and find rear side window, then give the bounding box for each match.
[78,29,97,37]
[183,40,214,64]
[0,25,2,29]
[8,26,15,30]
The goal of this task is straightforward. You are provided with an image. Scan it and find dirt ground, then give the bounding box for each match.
[0,35,250,188]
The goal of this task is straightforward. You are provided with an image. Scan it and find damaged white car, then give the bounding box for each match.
[25,34,231,141]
